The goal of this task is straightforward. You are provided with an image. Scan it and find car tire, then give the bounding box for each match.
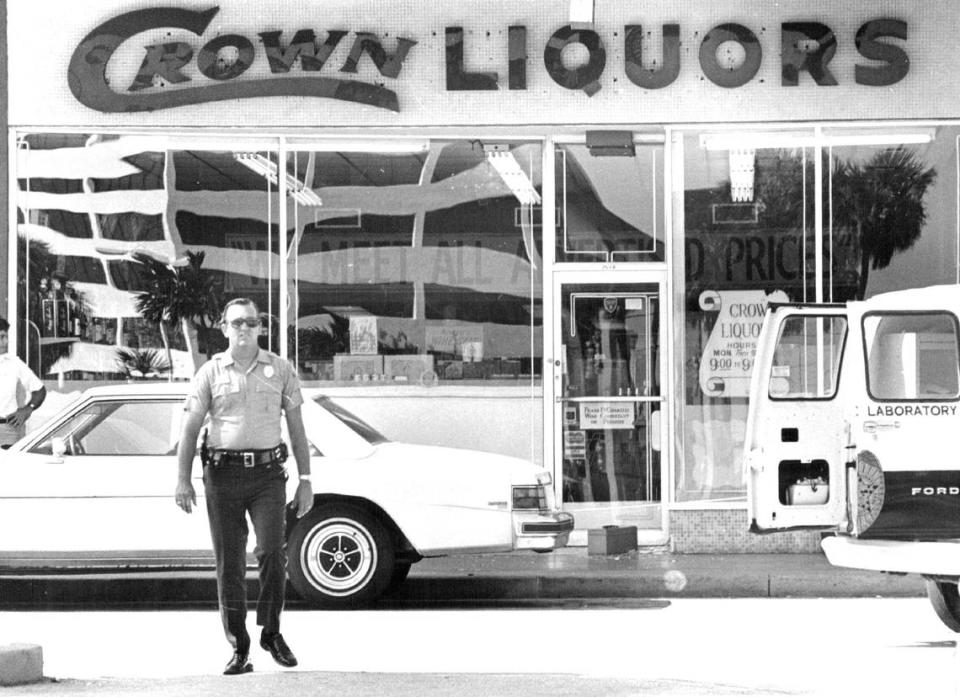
[925,579,960,632]
[287,504,395,608]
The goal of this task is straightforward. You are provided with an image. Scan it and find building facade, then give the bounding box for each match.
[5,0,960,551]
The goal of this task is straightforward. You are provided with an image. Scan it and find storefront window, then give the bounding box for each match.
[556,143,664,263]
[679,132,815,502]
[287,140,543,386]
[679,127,960,502]
[824,127,957,300]
[15,134,277,381]
[13,133,544,467]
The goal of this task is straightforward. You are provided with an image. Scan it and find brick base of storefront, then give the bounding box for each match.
[669,508,823,553]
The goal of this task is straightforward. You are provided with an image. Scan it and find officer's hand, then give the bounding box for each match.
[296,480,313,518]
[175,480,197,514]
[9,406,32,428]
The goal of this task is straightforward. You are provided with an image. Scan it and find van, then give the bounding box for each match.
[745,285,960,631]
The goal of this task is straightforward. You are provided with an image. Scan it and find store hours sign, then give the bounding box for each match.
[698,289,788,398]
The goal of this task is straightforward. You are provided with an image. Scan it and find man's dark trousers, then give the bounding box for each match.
[204,462,287,652]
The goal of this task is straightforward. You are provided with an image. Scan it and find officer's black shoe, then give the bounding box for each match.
[223,651,253,675]
[260,631,298,667]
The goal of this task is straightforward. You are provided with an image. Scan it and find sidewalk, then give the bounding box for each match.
[0,547,925,608]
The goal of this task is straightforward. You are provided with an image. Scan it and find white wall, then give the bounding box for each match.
[8,0,960,128]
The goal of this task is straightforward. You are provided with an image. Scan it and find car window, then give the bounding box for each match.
[31,400,182,456]
[768,314,847,400]
[864,312,960,400]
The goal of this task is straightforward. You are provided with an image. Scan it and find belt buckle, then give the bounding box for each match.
[243,452,255,468]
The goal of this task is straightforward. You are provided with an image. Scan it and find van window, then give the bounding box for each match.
[864,313,960,401]
[768,315,847,399]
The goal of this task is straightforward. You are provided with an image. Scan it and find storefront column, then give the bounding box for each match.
[541,135,558,499]
[814,126,824,303]
[278,139,290,360]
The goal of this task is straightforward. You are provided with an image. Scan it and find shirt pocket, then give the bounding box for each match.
[211,380,241,411]
[253,378,283,414]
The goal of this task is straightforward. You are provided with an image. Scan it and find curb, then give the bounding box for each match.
[395,570,924,601]
[0,565,925,608]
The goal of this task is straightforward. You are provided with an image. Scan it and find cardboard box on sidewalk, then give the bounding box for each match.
[587,525,637,555]
[0,643,42,686]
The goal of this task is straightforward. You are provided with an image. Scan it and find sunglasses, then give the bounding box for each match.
[225,318,261,329]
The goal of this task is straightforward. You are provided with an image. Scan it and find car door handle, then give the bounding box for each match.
[863,420,900,433]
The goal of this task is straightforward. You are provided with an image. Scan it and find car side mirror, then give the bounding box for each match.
[51,436,67,457]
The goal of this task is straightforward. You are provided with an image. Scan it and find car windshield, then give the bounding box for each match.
[312,396,389,445]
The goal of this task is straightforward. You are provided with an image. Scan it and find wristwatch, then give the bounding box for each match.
[299,474,312,482]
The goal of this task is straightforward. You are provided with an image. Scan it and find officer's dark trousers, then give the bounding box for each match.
[203,463,287,652]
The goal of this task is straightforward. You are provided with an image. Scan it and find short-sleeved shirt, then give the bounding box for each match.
[184,349,303,450]
[0,353,44,445]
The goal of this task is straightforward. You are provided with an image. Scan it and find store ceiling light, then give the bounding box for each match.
[285,138,430,154]
[485,150,541,206]
[234,152,323,206]
[729,148,756,203]
[820,128,936,147]
[700,128,935,151]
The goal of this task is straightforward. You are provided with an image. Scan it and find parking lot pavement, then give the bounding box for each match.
[2,596,953,696]
[0,548,932,692]
[4,673,684,697]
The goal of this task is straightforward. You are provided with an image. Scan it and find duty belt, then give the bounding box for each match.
[210,443,288,468]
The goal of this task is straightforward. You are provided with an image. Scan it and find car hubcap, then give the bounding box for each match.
[301,519,376,596]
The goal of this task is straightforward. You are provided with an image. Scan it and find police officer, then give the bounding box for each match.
[175,297,313,676]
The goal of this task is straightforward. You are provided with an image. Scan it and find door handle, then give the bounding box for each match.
[863,420,900,433]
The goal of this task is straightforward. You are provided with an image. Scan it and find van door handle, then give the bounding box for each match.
[863,420,900,433]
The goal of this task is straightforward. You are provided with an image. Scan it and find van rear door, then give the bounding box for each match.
[855,309,960,539]
[746,305,850,532]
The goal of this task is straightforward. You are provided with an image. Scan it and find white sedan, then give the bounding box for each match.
[0,383,573,607]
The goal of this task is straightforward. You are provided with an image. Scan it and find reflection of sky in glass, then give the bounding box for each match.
[16,136,545,376]
[682,128,960,298]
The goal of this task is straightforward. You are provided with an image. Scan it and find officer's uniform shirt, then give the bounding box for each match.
[0,353,43,445]
[185,349,303,450]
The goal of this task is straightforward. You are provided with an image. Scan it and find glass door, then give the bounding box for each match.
[553,271,666,536]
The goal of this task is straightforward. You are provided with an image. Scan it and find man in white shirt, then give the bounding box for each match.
[0,316,46,448]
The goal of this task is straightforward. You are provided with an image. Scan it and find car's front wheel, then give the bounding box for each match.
[287,504,395,608]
